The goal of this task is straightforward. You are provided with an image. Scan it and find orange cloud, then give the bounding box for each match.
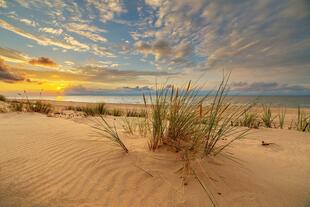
[0,58,24,83]
[29,57,58,67]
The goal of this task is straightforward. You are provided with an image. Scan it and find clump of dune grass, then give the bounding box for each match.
[92,116,129,153]
[75,103,107,116]
[296,106,310,132]
[202,78,252,156]
[143,86,169,151]
[261,104,275,128]
[237,111,260,128]
[278,107,286,129]
[0,95,6,102]
[10,101,23,112]
[143,74,253,157]
[27,101,52,114]
[165,81,206,151]
[126,109,147,117]
[110,108,123,116]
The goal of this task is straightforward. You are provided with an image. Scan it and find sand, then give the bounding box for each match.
[0,109,310,206]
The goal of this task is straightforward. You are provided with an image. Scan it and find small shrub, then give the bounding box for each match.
[0,95,6,102]
[92,116,128,153]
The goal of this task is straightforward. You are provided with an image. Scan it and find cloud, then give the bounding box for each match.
[0,19,112,57]
[0,19,78,50]
[64,61,74,66]
[77,64,175,82]
[66,22,107,42]
[65,85,153,96]
[0,0,6,8]
[28,57,58,68]
[135,40,192,60]
[0,58,24,83]
[86,0,126,23]
[0,47,29,63]
[40,27,63,35]
[138,0,310,81]
[230,81,310,95]
[19,18,36,27]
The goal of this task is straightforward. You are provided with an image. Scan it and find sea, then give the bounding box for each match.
[7,95,310,108]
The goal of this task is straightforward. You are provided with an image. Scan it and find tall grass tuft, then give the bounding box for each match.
[166,81,206,151]
[92,116,129,153]
[296,106,310,132]
[261,104,274,128]
[144,85,169,151]
[144,74,253,156]
[202,77,252,156]
[0,95,6,102]
[278,107,286,129]
[75,103,107,116]
[238,111,260,128]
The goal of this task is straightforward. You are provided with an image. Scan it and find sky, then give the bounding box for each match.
[0,0,309,96]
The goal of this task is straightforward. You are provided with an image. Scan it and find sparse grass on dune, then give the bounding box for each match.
[143,86,169,151]
[202,78,253,156]
[92,116,129,153]
[261,104,275,128]
[8,100,52,114]
[296,106,310,132]
[109,108,123,116]
[126,109,147,117]
[278,107,286,129]
[140,75,254,188]
[143,75,253,158]
[237,111,260,128]
[69,103,107,116]
[27,101,53,114]
[10,101,23,112]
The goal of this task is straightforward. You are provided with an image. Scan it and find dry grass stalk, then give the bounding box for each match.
[92,116,129,153]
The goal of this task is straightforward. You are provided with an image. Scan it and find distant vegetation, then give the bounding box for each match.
[0,94,6,102]
[296,106,310,132]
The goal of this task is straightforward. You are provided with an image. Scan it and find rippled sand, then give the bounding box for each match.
[0,112,309,206]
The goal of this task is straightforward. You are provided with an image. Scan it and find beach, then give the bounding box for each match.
[0,101,310,207]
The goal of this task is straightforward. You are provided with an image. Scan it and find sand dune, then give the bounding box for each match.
[0,113,309,206]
